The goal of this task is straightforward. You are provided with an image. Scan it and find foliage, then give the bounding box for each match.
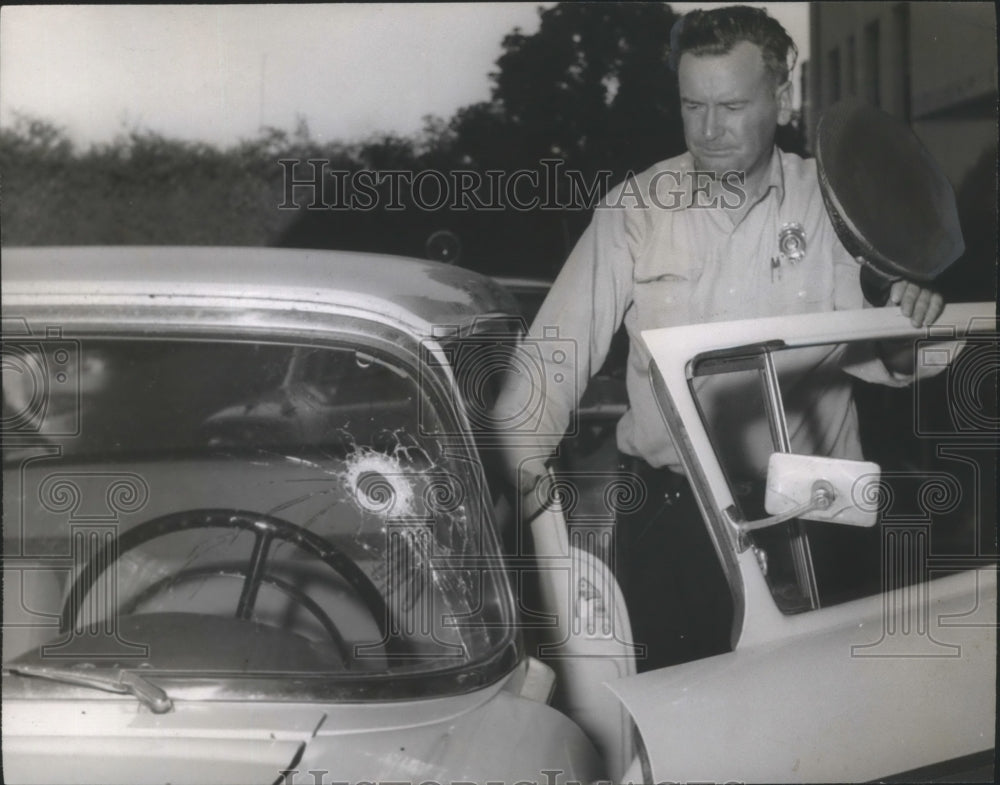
[284,2,691,276]
[0,3,864,280]
[489,2,685,177]
[3,4,690,273]
[0,113,351,247]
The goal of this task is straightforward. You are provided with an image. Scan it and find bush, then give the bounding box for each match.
[0,115,345,247]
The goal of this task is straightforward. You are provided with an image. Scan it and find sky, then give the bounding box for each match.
[0,3,809,149]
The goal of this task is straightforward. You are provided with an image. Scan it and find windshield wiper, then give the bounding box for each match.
[8,664,173,714]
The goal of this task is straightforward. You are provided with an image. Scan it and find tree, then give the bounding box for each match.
[278,3,690,277]
[487,2,685,180]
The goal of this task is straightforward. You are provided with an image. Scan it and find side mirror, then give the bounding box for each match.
[764,453,880,528]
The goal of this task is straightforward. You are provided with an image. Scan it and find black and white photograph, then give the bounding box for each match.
[1,3,996,783]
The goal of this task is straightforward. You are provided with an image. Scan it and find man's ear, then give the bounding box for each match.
[775,80,793,126]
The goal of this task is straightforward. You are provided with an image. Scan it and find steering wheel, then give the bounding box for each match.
[60,508,399,660]
[121,567,356,665]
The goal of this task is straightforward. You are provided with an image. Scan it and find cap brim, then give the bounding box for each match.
[816,100,964,282]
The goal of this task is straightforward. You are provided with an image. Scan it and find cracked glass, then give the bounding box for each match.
[2,335,514,682]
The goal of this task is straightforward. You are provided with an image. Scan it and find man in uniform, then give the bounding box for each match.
[494,6,946,670]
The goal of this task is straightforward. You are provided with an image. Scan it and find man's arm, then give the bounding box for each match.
[876,280,946,375]
[491,187,637,503]
[835,247,949,384]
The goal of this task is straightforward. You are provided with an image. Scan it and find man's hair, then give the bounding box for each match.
[668,5,798,85]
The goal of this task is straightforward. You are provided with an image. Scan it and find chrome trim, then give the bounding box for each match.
[762,348,819,610]
[648,364,745,650]
[3,640,521,703]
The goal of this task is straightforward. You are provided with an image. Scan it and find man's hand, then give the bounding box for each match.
[875,281,946,376]
[869,280,946,376]
[888,280,944,328]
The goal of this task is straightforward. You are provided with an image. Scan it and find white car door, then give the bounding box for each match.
[609,303,996,783]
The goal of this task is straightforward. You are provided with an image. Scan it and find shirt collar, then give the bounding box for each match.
[766,146,787,205]
[748,146,786,206]
[676,145,786,206]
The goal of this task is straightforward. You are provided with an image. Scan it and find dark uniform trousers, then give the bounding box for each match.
[614,453,735,672]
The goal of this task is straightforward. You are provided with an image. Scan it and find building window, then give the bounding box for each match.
[864,20,881,107]
[828,46,841,103]
[847,35,857,96]
[800,60,810,113]
[893,3,911,121]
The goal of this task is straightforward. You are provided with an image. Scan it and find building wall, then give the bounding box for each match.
[806,1,996,188]
[909,3,997,120]
[806,1,996,301]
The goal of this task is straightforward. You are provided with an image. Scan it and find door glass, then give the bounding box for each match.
[690,349,816,613]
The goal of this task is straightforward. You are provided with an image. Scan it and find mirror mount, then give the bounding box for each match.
[733,478,836,533]
[729,453,881,533]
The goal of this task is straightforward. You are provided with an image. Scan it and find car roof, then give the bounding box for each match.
[2,246,519,332]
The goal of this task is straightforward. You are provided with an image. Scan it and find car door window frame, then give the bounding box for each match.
[644,303,995,639]
[688,342,821,611]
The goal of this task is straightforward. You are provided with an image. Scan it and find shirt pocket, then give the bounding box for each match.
[631,218,704,328]
[633,272,696,329]
[777,254,835,313]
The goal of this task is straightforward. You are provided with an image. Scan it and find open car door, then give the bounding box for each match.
[608,303,996,783]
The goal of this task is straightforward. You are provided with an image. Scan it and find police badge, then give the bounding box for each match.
[778,222,807,263]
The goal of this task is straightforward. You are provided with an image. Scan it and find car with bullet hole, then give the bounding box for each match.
[2,246,995,784]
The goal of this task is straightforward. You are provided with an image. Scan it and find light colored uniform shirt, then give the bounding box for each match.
[495,147,910,480]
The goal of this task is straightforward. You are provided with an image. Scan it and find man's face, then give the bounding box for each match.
[678,40,791,189]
